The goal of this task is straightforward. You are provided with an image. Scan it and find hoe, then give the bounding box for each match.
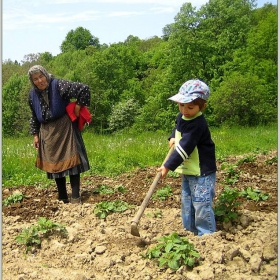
[131,145,175,237]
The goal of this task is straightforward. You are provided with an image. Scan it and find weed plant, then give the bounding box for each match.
[2,124,277,188]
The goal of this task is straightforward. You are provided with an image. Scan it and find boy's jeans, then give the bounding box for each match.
[181,173,216,236]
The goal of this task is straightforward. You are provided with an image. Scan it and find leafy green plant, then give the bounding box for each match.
[239,187,269,202]
[237,154,256,165]
[94,200,131,219]
[2,192,25,206]
[220,163,240,185]
[16,225,41,251]
[214,186,242,223]
[92,184,127,195]
[36,217,68,237]
[15,217,68,252]
[152,185,172,201]
[92,185,115,194]
[143,232,200,270]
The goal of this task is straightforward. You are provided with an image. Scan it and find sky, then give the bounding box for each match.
[2,0,277,63]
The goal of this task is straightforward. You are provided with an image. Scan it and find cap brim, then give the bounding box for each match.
[168,93,199,103]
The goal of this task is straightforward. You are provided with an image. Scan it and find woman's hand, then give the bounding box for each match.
[157,165,169,178]
[74,104,81,117]
[33,135,39,149]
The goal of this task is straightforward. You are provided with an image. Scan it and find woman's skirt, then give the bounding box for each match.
[35,114,90,179]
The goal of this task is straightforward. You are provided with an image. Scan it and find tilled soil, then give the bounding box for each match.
[2,150,277,280]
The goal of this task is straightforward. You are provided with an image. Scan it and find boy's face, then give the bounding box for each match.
[178,102,201,118]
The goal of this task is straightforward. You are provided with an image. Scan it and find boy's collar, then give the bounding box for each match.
[182,111,202,120]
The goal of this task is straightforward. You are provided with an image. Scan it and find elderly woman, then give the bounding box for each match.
[28,65,91,204]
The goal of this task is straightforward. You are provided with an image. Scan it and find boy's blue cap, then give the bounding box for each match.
[168,79,210,103]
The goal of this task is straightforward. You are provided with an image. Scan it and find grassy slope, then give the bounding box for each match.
[2,124,277,187]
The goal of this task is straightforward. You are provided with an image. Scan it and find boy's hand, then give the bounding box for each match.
[157,166,169,178]
[169,138,175,148]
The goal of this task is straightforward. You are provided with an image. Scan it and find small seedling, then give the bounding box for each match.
[143,232,200,270]
[94,200,131,219]
[240,187,269,203]
[2,192,26,206]
[114,185,127,193]
[146,209,163,218]
[15,217,68,252]
[152,185,172,201]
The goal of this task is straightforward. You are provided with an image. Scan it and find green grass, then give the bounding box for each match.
[211,124,277,160]
[2,124,277,188]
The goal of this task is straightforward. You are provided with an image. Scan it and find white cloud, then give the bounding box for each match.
[108,11,143,17]
[3,8,103,30]
[149,7,175,14]
[47,0,192,6]
[3,0,187,32]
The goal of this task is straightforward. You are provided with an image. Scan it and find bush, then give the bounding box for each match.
[108,99,140,132]
[209,72,277,126]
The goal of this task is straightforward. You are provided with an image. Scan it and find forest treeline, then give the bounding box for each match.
[2,0,277,137]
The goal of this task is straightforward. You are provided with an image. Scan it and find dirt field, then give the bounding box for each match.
[2,150,277,280]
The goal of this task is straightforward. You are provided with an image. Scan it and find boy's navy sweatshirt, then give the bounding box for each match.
[164,112,217,176]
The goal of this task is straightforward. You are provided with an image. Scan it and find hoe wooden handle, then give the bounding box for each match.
[131,145,175,225]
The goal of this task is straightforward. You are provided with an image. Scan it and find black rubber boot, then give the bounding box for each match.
[70,174,81,204]
[55,177,69,203]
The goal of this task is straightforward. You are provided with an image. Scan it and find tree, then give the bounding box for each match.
[219,4,277,113]
[209,72,276,126]
[38,52,53,64]
[2,74,30,136]
[21,53,40,64]
[163,0,256,84]
[60,27,100,53]
[124,35,141,45]
[197,0,256,80]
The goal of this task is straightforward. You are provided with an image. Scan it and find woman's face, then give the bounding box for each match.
[31,72,48,90]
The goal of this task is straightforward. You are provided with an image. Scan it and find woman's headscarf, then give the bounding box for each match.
[28,65,53,92]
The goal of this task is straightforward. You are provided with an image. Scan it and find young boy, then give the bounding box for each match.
[158,79,217,236]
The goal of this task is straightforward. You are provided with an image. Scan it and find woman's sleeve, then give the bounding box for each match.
[57,79,91,106]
